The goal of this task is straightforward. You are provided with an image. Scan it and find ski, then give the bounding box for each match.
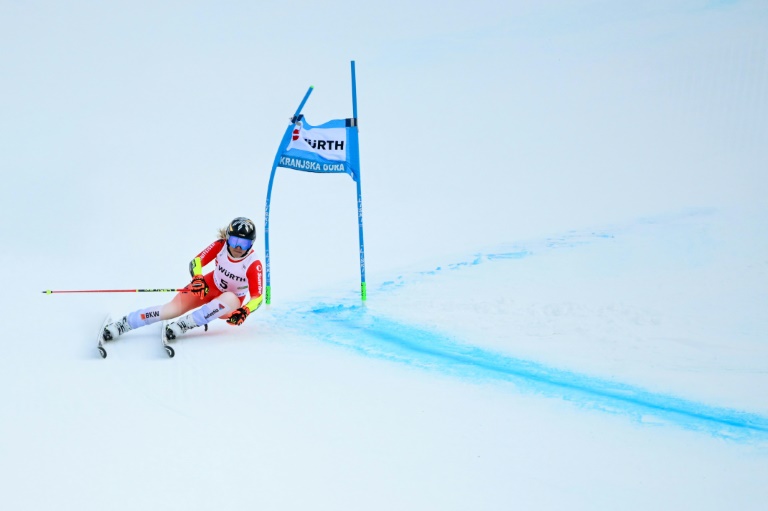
[161,320,175,358]
[97,314,112,359]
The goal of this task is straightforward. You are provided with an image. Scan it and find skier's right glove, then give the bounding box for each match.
[189,275,208,299]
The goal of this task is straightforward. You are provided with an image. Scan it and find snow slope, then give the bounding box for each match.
[2,1,768,509]
[4,206,768,511]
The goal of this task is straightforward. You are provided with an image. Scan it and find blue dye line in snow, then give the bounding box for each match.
[282,208,760,439]
[379,250,530,292]
[293,304,768,442]
[377,208,718,294]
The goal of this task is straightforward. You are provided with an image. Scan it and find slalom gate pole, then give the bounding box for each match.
[264,85,315,305]
[42,288,188,294]
[351,60,367,301]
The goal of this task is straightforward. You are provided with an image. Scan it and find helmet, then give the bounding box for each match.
[227,217,256,241]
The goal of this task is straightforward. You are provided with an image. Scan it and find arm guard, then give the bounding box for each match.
[189,257,203,277]
[244,296,263,314]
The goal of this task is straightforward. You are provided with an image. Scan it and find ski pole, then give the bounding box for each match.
[42,288,189,294]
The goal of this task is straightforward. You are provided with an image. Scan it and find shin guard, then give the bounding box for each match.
[190,300,232,328]
[126,305,163,330]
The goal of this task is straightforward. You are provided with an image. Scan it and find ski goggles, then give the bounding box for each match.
[227,235,253,251]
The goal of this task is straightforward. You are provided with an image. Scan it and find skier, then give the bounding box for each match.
[102,217,263,342]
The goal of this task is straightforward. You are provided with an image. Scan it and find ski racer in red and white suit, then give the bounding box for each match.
[101,217,263,342]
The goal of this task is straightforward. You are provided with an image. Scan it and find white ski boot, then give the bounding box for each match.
[102,316,132,342]
[165,315,199,341]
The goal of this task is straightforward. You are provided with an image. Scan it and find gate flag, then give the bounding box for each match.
[265,61,366,305]
[277,117,360,182]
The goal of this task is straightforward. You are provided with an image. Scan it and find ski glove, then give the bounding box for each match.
[189,275,208,299]
[227,307,250,326]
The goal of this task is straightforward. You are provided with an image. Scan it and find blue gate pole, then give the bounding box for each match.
[264,85,314,305]
[351,61,367,301]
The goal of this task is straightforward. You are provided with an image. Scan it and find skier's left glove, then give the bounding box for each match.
[227,307,250,326]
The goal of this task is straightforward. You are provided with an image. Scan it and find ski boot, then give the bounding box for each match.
[165,315,199,341]
[103,316,132,342]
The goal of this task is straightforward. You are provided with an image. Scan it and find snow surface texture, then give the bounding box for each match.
[2,1,768,510]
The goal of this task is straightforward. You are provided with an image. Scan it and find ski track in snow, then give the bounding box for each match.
[275,209,768,443]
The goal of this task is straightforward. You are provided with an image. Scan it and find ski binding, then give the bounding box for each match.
[161,320,175,358]
[97,314,112,359]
